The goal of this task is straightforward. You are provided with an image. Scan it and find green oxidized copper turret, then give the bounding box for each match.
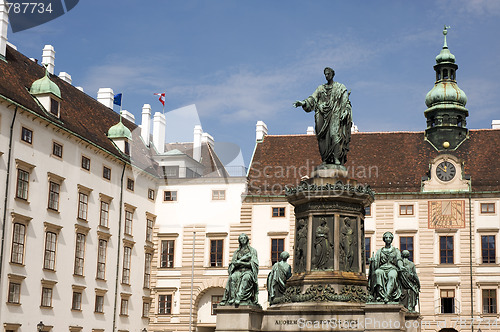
[424,26,468,151]
[30,67,61,98]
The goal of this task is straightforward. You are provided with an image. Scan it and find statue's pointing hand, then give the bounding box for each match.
[293,100,305,108]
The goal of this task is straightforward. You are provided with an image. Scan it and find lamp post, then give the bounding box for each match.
[36,321,44,332]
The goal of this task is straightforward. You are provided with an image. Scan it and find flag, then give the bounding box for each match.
[154,92,166,106]
[113,93,122,106]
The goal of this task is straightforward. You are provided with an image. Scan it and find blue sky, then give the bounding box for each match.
[7,0,500,166]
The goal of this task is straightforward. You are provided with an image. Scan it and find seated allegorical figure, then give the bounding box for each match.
[267,251,292,304]
[368,231,404,303]
[219,233,259,307]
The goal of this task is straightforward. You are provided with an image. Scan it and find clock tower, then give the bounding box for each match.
[424,26,469,151]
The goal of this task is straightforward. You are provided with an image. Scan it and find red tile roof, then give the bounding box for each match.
[247,129,500,195]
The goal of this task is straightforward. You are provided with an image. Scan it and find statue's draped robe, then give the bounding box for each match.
[267,260,292,304]
[312,224,331,269]
[221,245,259,305]
[400,259,420,311]
[303,82,352,165]
[368,246,403,302]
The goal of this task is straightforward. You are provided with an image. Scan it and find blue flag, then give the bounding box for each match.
[113,93,122,106]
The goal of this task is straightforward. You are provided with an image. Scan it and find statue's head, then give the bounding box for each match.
[320,217,327,225]
[382,231,394,243]
[238,233,249,246]
[279,251,290,261]
[402,250,410,259]
[324,67,335,78]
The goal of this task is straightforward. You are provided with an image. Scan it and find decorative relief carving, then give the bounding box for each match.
[274,285,368,304]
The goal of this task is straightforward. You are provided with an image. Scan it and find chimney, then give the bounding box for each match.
[351,123,359,133]
[58,72,72,84]
[97,88,114,108]
[193,125,202,162]
[120,110,135,123]
[256,121,268,142]
[0,1,8,58]
[153,112,166,154]
[306,126,315,135]
[42,45,55,74]
[141,104,152,146]
[492,120,500,129]
[201,132,214,147]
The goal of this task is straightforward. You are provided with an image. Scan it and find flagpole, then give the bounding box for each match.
[120,94,123,121]
[163,91,165,114]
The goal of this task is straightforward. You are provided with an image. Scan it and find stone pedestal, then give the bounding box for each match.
[215,305,263,332]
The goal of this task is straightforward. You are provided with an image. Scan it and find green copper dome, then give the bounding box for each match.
[425,82,467,107]
[30,70,61,99]
[108,120,132,140]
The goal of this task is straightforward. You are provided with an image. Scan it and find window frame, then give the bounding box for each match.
[440,289,456,314]
[43,231,57,270]
[8,281,21,304]
[72,291,82,311]
[73,233,86,276]
[148,188,155,201]
[21,126,33,144]
[439,235,454,264]
[15,168,29,201]
[146,218,154,243]
[10,222,26,265]
[481,235,496,264]
[272,207,286,218]
[163,190,177,202]
[122,246,132,285]
[158,294,172,315]
[94,294,104,313]
[144,252,152,289]
[99,200,109,227]
[364,237,371,266]
[77,192,89,220]
[102,166,111,180]
[399,204,414,216]
[399,236,414,262]
[271,238,285,265]
[81,155,91,171]
[124,210,133,236]
[481,203,496,214]
[126,178,134,191]
[52,141,63,158]
[160,239,175,268]
[120,297,129,316]
[212,189,226,201]
[47,181,60,211]
[211,295,223,315]
[210,239,224,267]
[482,289,497,314]
[96,238,108,280]
[41,286,53,308]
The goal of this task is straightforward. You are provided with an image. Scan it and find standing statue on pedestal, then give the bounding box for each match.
[399,250,420,312]
[219,233,259,307]
[368,232,404,303]
[294,67,352,166]
[295,218,308,273]
[267,251,292,305]
[312,217,333,270]
[340,217,355,272]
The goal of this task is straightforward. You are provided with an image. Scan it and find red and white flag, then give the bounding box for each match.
[154,92,166,106]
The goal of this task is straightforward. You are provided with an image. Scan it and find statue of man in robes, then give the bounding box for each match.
[267,251,292,304]
[294,67,352,166]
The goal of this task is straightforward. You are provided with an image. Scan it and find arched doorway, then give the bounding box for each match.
[195,287,224,332]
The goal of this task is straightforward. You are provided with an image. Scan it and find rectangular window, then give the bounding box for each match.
[481,203,495,214]
[52,142,62,158]
[122,246,132,284]
[399,204,414,216]
[103,166,111,180]
[211,295,223,315]
[124,210,133,236]
[144,252,152,288]
[440,236,454,264]
[161,240,174,268]
[95,295,104,313]
[72,291,82,310]
[163,166,179,178]
[365,205,371,217]
[41,287,53,307]
[158,294,172,314]
[272,207,285,217]
[16,169,29,200]
[96,239,107,280]
[8,282,21,304]
[163,191,177,202]
[48,181,60,211]
[78,192,88,220]
[50,99,59,116]
[146,219,154,242]
[210,239,223,267]
[81,156,90,171]
[142,301,150,318]
[127,178,134,191]
[100,201,109,227]
[11,223,26,264]
[481,235,496,264]
[399,236,414,262]
[212,190,226,200]
[440,289,455,313]
[271,238,284,265]
[21,127,32,144]
[483,289,497,314]
[120,298,129,316]
[43,231,57,270]
[365,237,371,265]
[74,233,85,276]
[148,189,155,200]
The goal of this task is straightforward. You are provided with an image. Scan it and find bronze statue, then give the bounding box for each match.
[368,232,403,303]
[294,67,352,166]
[267,251,292,304]
[311,217,333,270]
[340,217,355,272]
[295,218,307,273]
[219,233,259,307]
[400,250,420,312]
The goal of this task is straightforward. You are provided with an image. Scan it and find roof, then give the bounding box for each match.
[0,45,158,175]
[247,129,500,195]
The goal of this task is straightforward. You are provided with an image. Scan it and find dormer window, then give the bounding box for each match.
[50,98,59,117]
[124,141,130,155]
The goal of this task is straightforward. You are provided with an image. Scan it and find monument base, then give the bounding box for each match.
[216,303,421,332]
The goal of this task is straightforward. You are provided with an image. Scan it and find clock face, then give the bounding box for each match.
[436,161,456,182]
[428,200,465,229]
